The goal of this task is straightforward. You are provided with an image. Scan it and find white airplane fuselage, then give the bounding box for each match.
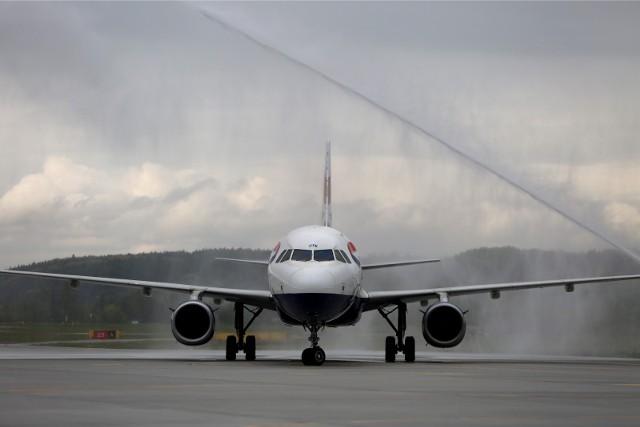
[268,225,365,326]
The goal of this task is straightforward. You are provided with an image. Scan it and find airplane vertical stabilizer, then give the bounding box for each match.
[322,140,332,227]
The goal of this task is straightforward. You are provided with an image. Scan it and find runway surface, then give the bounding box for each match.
[1,346,640,426]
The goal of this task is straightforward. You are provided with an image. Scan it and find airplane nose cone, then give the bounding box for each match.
[277,267,354,323]
[289,268,336,292]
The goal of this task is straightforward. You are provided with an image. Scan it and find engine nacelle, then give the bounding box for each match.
[171,300,215,346]
[422,301,466,348]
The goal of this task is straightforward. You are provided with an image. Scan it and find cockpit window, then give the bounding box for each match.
[276,249,292,263]
[338,250,352,264]
[334,250,347,263]
[314,249,334,262]
[291,249,313,262]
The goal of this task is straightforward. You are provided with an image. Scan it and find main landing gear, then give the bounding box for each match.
[226,302,263,361]
[378,302,415,363]
[301,320,326,366]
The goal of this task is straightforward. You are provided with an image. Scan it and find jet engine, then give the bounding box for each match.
[421,301,466,348]
[171,300,215,346]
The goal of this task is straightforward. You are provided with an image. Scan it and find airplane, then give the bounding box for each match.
[2,141,640,365]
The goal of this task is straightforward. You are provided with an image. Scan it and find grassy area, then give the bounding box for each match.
[0,323,302,350]
[0,323,171,346]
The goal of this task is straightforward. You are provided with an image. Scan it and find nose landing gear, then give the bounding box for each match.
[301,320,326,366]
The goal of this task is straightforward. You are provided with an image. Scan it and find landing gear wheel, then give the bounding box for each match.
[230,303,263,362]
[245,335,256,361]
[312,347,326,366]
[302,348,314,365]
[404,336,415,362]
[302,347,326,366]
[226,335,237,361]
[379,303,409,364]
[302,348,312,365]
[385,336,396,363]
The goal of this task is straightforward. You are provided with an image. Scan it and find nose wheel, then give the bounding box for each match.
[302,347,326,366]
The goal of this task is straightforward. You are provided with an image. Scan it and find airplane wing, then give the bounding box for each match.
[0,269,275,310]
[363,273,640,311]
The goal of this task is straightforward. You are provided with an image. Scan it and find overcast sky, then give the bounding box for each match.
[1,1,639,268]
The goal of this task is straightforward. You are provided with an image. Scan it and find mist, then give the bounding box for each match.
[194,2,640,356]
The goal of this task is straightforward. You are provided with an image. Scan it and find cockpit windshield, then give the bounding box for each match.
[277,249,351,263]
[284,249,340,262]
[291,249,313,262]
[314,249,334,262]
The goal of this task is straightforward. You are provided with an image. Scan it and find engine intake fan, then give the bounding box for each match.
[171,300,215,346]
[422,301,466,348]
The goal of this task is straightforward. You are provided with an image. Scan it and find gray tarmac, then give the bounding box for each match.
[1,346,640,427]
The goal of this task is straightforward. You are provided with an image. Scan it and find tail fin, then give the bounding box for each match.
[322,140,332,227]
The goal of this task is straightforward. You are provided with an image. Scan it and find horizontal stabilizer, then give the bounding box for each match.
[362,259,440,270]
[214,257,269,266]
